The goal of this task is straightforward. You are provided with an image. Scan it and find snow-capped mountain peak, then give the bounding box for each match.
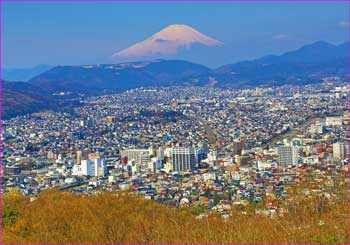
[113,24,223,59]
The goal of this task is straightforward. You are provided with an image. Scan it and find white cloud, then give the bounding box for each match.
[339,21,350,27]
[273,34,289,40]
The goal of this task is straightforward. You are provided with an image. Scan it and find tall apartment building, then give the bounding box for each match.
[333,142,347,160]
[277,146,299,167]
[170,147,197,172]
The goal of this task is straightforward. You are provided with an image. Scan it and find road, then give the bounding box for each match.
[187,114,217,144]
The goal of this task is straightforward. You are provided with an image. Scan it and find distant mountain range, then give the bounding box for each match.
[29,60,211,93]
[212,41,348,88]
[2,40,349,118]
[2,64,53,82]
[29,40,348,92]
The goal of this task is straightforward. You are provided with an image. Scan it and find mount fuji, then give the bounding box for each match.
[113,24,223,59]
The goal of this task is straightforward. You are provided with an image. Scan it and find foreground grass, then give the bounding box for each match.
[3,182,349,244]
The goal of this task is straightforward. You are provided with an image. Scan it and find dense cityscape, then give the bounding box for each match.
[3,77,348,218]
[3,1,350,244]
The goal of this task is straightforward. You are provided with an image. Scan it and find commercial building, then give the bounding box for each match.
[106,116,117,123]
[120,149,150,169]
[309,121,324,134]
[73,158,107,177]
[325,117,343,126]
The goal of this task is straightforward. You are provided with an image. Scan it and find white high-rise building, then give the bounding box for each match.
[170,147,197,172]
[73,158,107,177]
[333,142,347,160]
[278,146,299,167]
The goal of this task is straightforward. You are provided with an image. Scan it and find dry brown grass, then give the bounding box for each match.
[3,180,349,244]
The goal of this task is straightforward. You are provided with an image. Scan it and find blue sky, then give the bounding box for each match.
[2,1,349,68]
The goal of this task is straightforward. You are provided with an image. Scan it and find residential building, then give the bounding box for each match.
[170,147,197,172]
[278,146,299,167]
[333,142,347,160]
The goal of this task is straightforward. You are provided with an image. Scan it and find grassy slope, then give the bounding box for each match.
[3,176,349,245]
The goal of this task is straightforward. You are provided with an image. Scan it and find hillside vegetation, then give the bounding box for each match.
[3,181,349,244]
